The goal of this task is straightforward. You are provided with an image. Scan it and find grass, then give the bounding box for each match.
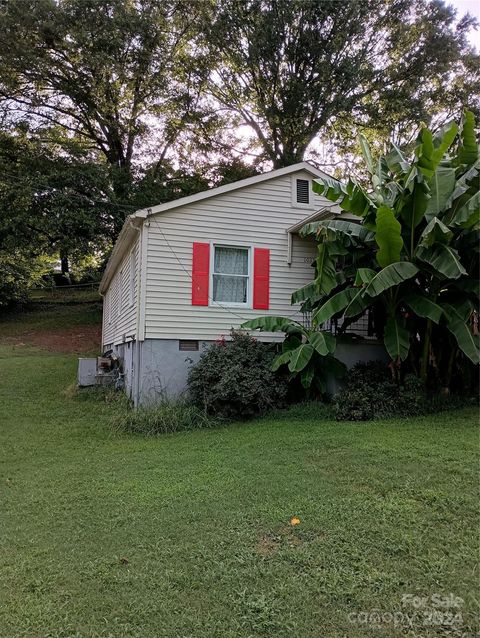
[0,299,102,338]
[0,343,478,637]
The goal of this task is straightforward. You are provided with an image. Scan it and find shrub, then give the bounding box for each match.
[114,400,214,435]
[187,330,288,420]
[333,361,476,421]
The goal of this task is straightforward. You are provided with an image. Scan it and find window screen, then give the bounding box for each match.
[296,179,310,204]
[212,246,249,304]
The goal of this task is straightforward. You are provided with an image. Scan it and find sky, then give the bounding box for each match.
[449,0,480,47]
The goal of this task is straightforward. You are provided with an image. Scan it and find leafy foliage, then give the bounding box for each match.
[333,361,477,421]
[0,251,49,308]
[300,111,479,388]
[187,330,289,420]
[241,316,346,395]
[203,0,479,167]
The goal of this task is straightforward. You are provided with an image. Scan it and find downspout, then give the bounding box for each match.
[100,290,105,354]
[133,212,150,407]
[128,217,143,407]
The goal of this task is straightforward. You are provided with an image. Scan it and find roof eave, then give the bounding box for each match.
[99,215,144,294]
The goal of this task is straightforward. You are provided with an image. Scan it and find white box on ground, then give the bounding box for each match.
[78,358,97,387]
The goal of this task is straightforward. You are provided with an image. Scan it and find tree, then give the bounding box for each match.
[0,127,115,275]
[292,111,479,390]
[203,0,480,168]
[0,0,207,224]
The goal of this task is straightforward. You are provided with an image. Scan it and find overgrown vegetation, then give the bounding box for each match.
[241,316,346,395]
[114,400,215,435]
[333,361,477,421]
[243,112,479,405]
[299,111,479,389]
[187,330,289,420]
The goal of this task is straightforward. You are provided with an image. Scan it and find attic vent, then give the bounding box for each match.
[296,179,310,204]
[179,339,199,351]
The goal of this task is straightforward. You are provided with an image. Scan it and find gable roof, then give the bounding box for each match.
[134,161,331,219]
[100,161,331,294]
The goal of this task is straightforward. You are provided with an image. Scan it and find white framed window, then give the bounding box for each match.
[211,244,250,306]
[129,250,136,307]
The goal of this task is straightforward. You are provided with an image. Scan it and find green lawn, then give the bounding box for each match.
[0,344,478,637]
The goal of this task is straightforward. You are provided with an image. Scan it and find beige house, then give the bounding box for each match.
[99,162,371,405]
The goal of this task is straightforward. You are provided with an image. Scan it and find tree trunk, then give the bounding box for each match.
[60,252,69,276]
[420,319,432,384]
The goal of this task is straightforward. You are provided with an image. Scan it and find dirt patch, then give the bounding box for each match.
[256,526,306,557]
[1,324,101,354]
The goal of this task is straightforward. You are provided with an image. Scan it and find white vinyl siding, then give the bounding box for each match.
[102,234,140,347]
[143,170,327,340]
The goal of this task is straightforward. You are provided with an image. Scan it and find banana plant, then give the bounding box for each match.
[241,316,346,394]
[298,110,479,386]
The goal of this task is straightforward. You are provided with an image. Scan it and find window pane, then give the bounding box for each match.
[213,274,247,303]
[214,246,248,275]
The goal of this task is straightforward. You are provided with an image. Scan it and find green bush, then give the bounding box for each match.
[114,400,214,435]
[333,361,476,421]
[187,330,288,420]
[0,251,49,308]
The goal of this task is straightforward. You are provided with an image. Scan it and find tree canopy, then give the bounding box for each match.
[203,0,479,167]
[0,0,478,303]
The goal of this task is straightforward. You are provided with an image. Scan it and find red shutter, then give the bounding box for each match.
[192,242,210,306]
[253,247,270,310]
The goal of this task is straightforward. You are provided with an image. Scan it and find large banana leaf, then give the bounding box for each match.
[344,288,370,318]
[287,343,315,373]
[419,217,453,247]
[385,143,410,176]
[359,134,375,176]
[444,161,480,215]
[441,303,480,364]
[282,335,302,353]
[354,268,376,285]
[271,350,295,372]
[457,110,479,167]
[313,287,358,324]
[313,177,371,216]
[375,205,403,267]
[402,180,430,228]
[300,219,374,243]
[384,316,410,361]
[291,282,320,305]
[404,294,443,324]
[242,316,305,336]
[365,262,419,298]
[451,191,480,229]
[416,244,467,279]
[309,331,336,356]
[418,122,458,176]
[300,364,315,389]
[312,175,347,202]
[314,244,337,297]
[425,167,456,220]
